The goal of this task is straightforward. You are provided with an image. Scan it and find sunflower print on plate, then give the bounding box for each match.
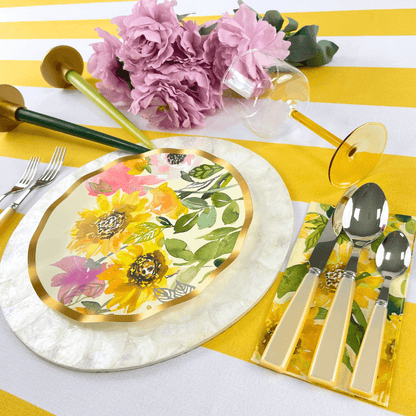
[252,202,415,407]
[31,150,251,322]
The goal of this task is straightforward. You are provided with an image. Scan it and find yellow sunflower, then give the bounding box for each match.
[98,241,178,313]
[124,157,151,175]
[147,182,188,220]
[68,190,151,258]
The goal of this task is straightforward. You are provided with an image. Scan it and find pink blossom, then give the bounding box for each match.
[87,28,133,106]
[112,0,182,71]
[173,20,206,65]
[203,4,291,82]
[51,256,107,305]
[86,162,163,196]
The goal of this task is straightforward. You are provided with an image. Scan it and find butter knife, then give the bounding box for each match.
[260,186,357,373]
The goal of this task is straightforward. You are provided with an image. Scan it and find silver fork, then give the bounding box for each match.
[0,157,41,203]
[0,147,66,230]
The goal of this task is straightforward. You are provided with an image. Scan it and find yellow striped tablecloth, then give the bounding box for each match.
[1,1,416,415]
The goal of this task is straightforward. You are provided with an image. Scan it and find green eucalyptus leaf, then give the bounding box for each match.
[356,271,372,281]
[198,207,217,229]
[176,265,200,284]
[199,22,217,36]
[304,224,326,252]
[346,320,365,355]
[180,171,194,182]
[157,216,173,227]
[302,40,339,67]
[222,200,239,225]
[277,263,308,298]
[174,212,199,234]
[283,17,298,33]
[262,10,284,31]
[189,163,223,179]
[286,25,319,63]
[176,13,194,21]
[352,300,367,330]
[388,295,405,317]
[214,258,226,268]
[194,241,220,262]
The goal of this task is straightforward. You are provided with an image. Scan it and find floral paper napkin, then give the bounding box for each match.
[252,202,415,407]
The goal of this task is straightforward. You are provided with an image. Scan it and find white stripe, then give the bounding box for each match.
[14,86,416,157]
[2,37,416,69]
[0,0,415,22]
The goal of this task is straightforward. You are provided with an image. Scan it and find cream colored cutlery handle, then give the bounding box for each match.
[308,276,356,387]
[349,303,387,397]
[260,269,320,372]
[0,206,17,231]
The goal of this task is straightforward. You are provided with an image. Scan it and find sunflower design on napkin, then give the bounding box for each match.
[29,150,251,322]
[252,202,415,407]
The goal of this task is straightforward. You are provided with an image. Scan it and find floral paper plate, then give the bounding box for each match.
[28,148,252,323]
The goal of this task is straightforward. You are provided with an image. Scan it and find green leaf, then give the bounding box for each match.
[371,233,385,254]
[198,207,217,229]
[211,192,231,207]
[214,258,226,268]
[262,10,284,31]
[88,179,113,194]
[394,214,412,223]
[277,263,309,298]
[286,25,319,63]
[302,40,339,67]
[174,212,199,233]
[124,222,164,244]
[401,279,407,296]
[304,224,326,252]
[81,301,110,314]
[182,197,209,210]
[180,171,194,182]
[216,231,240,258]
[201,173,233,199]
[405,219,416,235]
[176,13,193,21]
[388,294,405,317]
[346,320,365,355]
[198,22,217,36]
[222,200,240,225]
[283,17,298,33]
[188,163,223,179]
[164,238,194,262]
[342,348,353,373]
[356,271,372,281]
[157,216,173,227]
[194,241,220,262]
[198,226,239,241]
[315,307,328,320]
[337,233,350,245]
[320,203,331,212]
[352,300,367,330]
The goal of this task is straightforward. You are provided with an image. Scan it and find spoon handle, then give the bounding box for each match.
[349,303,387,397]
[260,269,321,372]
[308,274,356,387]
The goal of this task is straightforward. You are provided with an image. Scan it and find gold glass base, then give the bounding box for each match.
[40,45,84,88]
[329,122,387,188]
[0,84,25,132]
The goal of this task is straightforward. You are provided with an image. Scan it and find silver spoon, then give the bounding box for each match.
[309,182,389,387]
[349,231,411,397]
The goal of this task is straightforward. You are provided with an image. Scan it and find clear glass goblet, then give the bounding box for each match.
[219,49,387,188]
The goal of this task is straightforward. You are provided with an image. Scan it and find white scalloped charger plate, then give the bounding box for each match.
[0,136,293,372]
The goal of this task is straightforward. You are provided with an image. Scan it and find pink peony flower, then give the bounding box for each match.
[87,28,133,106]
[203,4,291,82]
[112,0,182,71]
[149,153,204,180]
[130,64,219,129]
[172,20,206,65]
[51,256,107,305]
[86,162,163,196]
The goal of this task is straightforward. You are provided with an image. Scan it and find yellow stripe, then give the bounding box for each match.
[1,125,416,217]
[0,211,23,260]
[1,9,416,39]
[0,390,53,416]
[2,60,416,109]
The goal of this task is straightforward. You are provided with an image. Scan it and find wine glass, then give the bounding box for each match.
[219,49,387,188]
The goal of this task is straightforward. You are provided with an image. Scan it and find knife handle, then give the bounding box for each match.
[349,303,387,397]
[308,274,356,387]
[260,268,320,372]
[0,206,17,232]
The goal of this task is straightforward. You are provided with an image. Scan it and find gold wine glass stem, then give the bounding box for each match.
[289,109,345,149]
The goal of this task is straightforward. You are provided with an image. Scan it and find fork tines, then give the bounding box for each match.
[39,147,66,182]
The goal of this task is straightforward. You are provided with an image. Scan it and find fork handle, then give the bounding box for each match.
[0,206,17,231]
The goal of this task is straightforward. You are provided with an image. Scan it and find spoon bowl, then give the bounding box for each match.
[309,183,388,387]
[349,231,411,397]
